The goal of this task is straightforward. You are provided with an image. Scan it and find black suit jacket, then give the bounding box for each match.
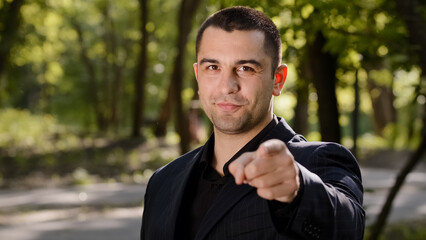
[141,118,365,239]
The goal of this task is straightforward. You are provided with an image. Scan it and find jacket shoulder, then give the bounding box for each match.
[150,146,202,180]
[144,146,202,193]
[287,141,356,163]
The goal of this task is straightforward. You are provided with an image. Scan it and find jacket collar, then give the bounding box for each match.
[267,116,298,143]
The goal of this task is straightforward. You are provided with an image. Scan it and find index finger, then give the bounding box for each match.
[257,139,286,158]
[229,152,255,185]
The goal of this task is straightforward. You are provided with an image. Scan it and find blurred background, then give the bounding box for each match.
[0,0,425,239]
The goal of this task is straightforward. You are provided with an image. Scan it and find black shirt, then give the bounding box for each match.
[176,117,279,239]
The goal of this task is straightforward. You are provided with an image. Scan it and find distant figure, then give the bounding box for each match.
[141,6,364,239]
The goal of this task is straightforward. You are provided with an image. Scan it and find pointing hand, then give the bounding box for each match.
[229,139,300,202]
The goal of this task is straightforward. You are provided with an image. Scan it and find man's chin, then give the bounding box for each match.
[212,119,247,135]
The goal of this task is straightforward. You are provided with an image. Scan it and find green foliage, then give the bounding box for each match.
[0,108,80,154]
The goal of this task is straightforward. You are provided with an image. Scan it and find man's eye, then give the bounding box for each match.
[238,66,255,72]
[207,65,218,70]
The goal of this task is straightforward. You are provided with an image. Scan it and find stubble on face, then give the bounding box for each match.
[196,28,275,136]
[205,90,272,135]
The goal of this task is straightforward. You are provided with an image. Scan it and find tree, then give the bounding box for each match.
[155,0,202,154]
[132,0,149,137]
[0,0,25,107]
[293,59,310,136]
[364,62,397,136]
[72,19,107,131]
[361,10,397,137]
[277,1,345,143]
[68,0,135,133]
[307,31,341,143]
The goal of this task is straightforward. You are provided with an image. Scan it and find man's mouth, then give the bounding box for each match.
[216,102,242,112]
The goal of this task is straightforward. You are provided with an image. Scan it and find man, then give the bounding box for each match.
[141,6,364,240]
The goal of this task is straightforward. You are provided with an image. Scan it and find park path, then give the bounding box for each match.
[0,167,426,240]
[0,183,145,240]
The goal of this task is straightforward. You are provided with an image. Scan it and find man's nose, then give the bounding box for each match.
[219,69,239,94]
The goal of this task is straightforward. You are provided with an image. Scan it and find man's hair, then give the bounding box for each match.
[196,6,282,76]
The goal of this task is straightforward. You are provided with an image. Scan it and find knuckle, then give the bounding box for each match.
[288,182,297,192]
[255,179,267,188]
[240,152,251,159]
[287,179,299,192]
[258,189,274,200]
[228,162,236,170]
[246,163,259,176]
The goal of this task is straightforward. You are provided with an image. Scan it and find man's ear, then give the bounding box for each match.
[272,64,287,96]
[193,63,198,81]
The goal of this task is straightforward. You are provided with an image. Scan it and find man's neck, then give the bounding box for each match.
[212,116,273,176]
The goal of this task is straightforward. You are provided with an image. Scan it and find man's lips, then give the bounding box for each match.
[216,102,242,111]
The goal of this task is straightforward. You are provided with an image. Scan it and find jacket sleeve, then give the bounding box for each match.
[269,142,365,240]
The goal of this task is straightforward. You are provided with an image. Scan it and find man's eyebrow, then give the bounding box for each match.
[199,58,219,64]
[236,59,262,68]
[199,58,263,68]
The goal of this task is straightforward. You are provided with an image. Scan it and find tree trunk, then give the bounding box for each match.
[0,0,25,107]
[352,70,360,157]
[106,2,129,134]
[155,80,174,137]
[101,2,112,132]
[155,0,202,154]
[368,0,426,239]
[110,30,125,134]
[293,57,310,136]
[132,0,149,137]
[395,0,426,73]
[364,62,396,136]
[308,32,341,143]
[111,61,124,134]
[174,0,203,154]
[368,78,396,135]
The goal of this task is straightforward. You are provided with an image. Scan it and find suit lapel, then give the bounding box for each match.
[167,149,203,238]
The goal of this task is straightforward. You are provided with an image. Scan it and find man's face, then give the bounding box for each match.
[194,27,280,135]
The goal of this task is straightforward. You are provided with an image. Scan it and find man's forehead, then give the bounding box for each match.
[198,27,268,60]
